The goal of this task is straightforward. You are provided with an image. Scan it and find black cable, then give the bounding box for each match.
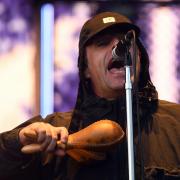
[132,31,145,180]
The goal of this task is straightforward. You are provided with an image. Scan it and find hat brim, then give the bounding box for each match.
[81,22,140,48]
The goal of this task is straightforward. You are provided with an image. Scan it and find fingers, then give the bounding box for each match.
[19,122,68,156]
[54,149,66,156]
[54,127,69,156]
[57,127,69,143]
[40,126,58,152]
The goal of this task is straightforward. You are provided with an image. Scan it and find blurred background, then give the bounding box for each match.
[0,0,179,132]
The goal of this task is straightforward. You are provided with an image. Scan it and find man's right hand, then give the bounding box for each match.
[19,122,69,156]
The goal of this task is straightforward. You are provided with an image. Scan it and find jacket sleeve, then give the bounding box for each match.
[0,115,44,179]
[0,112,72,179]
[137,100,180,179]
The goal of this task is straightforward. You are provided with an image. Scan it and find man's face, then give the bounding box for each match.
[85,28,141,99]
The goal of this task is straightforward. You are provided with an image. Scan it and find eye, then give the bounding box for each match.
[95,36,113,47]
[95,39,110,46]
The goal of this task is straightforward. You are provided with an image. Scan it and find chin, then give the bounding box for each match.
[107,87,125,97]
[110,82,125,91]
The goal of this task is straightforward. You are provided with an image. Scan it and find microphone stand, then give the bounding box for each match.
[124,44,135,180]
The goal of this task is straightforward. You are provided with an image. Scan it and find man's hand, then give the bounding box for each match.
[19,122,68,156]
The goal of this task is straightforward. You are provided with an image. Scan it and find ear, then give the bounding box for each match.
[84,68,91,78]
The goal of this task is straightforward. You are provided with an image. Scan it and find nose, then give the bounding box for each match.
[111,38,119,50]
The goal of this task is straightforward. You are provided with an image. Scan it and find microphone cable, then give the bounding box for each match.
[131,31,145,180]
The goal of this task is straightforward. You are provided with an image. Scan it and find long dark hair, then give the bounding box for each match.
[70,35,158,133]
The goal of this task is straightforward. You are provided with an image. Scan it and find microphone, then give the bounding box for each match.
[112,30,134,60]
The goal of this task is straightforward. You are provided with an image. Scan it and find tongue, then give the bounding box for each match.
[109,68,124,73]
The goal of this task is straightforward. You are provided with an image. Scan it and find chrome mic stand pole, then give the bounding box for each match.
[125,50,135,180]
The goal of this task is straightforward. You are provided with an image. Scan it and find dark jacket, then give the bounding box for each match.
[0,100,179,180]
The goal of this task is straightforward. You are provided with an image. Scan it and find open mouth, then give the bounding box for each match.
[108,58,124,71]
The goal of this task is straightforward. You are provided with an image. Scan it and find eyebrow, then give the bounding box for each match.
[90,33,124,45]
